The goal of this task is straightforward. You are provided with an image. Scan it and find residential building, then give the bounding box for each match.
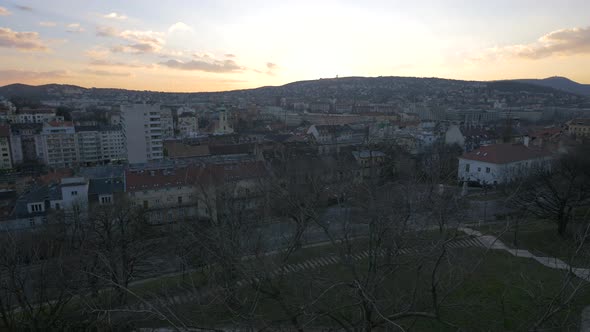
[178,112,199,137]
[124,166,211,224]
[0,125,12,169]
[13,108,64,124]
[38,121,78,168]
[160,107,175,138]
[568,118,590,137]
[76,125,126,165]
[457,143,552,185]
[121,104,164,164]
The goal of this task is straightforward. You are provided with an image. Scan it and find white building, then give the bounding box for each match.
[458,143,552,185]
[178,112,199,137]
[76,125,126,164]
[214,108,234,135]
[38,122,78,168]
[121,104,164,164]
[13,108,64,124]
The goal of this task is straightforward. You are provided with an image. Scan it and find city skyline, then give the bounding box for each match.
[1,0,590,92]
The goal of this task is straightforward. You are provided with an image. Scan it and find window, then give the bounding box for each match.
[30,203,44,212]
[486,167,490,173]
[465,164,470,172]
[55,203,61,210]
[100,195,112,204]
[71,190,78,196]
[178,196,183,204]
[477,167,481,172]
[143,200,149,209]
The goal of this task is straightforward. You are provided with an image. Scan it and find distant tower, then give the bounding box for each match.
[215,107,234,135]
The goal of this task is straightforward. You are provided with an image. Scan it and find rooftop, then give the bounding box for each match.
[460,143,552,164]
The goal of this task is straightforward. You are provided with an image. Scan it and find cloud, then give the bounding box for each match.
[103,12,127,20]
[0,27,49,51]
[168,22,193,33]
[0,6,11,16]
[159,59,243,73]
[0,69,68,81]
[96,26,118,37]
[266,62,277,70]
[81,69,131,77]
[482,26,590,61]
[111,30,165,54]
[66,23,85,33]
[89,59,150,68]
[225,53,236,58]
[15,5,33,11]
[39,21,57,27]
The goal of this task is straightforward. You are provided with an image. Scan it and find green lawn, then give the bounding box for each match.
[476,219,590,268]
[130,246,590,331]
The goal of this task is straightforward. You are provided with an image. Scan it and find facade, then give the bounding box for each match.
[0,125,12,169]
[160,107,175,138]
[214,108,234,135]
[458,143,552,185]
[124,166,211,224]
[76,125,126,165]
[568,118,590,137]
[38,122,78,168]
[13,108,63,124]
[178,113,199,137]
[121,104,164,164]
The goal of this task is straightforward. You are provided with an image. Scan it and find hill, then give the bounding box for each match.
[514,77,590,96]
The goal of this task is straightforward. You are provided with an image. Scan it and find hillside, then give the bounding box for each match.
[515,77,590,96]
[0,76,587,106]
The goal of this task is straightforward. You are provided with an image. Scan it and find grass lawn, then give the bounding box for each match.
[476,219,590,268]
[130,246,590,331]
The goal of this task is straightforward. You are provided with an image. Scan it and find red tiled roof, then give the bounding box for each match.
[125,161,267,192]
[125,166,208,192]
[460,143,552,164]
[164,141,210,158]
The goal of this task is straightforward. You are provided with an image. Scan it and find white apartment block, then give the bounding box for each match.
[76,126,126,165]
[121,104,164,164]
[13,109,64,124]
[38,122,78,168]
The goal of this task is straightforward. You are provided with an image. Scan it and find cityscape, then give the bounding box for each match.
[1,1,590,331]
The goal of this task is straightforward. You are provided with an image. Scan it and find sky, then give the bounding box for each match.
[0,0,589,92]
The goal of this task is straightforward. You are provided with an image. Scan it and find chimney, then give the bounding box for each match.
[523,135,530,147]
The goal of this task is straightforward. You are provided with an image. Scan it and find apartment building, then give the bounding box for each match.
[0,125,12,169]
[76,125,126,165]
[37,121,78,168]
[121,104,164,164]
[13,108,64,124]
[178,112,199,137]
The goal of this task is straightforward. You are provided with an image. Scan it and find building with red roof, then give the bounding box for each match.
[458,142,552,185]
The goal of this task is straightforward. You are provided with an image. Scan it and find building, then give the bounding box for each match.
[458,143,552,185]
[178,112,199,137]
[568,118,590,137]
[121,104,164,164]
[9,123,43,164]
[37,121,78,168]
[0,125,12,169]
[214,108,234,135]
[307,124,357,154]
[160,107,175,138]
[12,108,63,124]
[124,166,211,224]
[76,125,126,165]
